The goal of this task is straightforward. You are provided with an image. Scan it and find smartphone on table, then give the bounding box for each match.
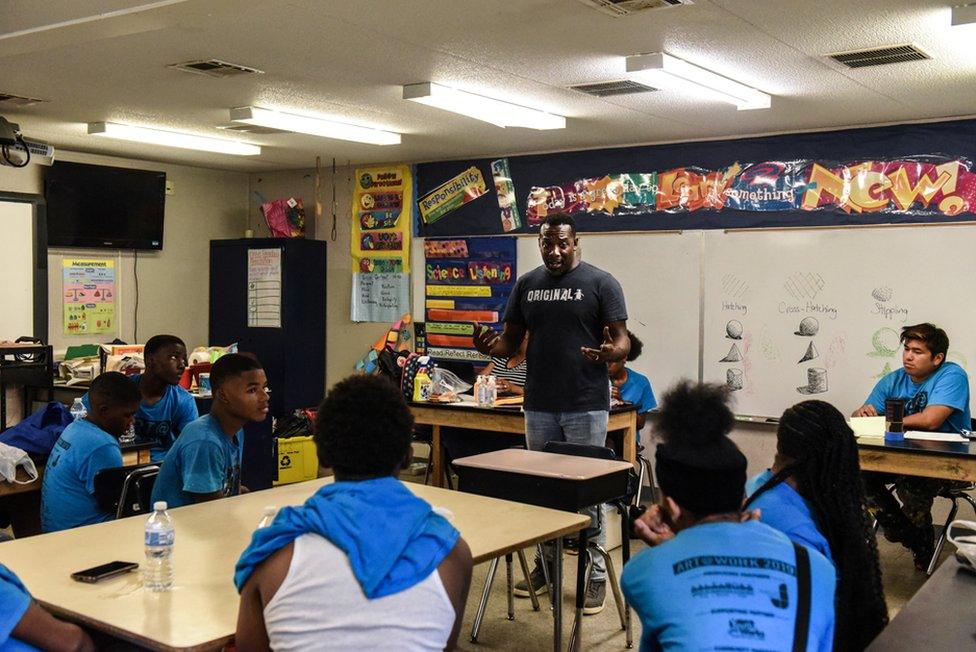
[71,561,139,583]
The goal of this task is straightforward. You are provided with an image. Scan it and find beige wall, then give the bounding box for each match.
[248,166,395,389]
[0,151,249,352]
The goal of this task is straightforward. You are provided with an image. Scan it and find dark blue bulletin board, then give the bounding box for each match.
[415,118,976,236]
[423,236,517,363]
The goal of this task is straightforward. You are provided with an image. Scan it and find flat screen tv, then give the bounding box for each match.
[45,161,166,250]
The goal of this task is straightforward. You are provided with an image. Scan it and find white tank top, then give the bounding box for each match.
[263,533,456,651]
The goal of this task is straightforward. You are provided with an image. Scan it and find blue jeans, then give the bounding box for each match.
[524,410,609,582]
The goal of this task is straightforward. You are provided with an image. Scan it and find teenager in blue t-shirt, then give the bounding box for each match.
[83,334,198,462]
[746,401,889,650]
[609,329,657,433]
[0,563,94,651]
[152,354,268,509]
[41,372,140,533]
[853,323,972,568]
[621,381,836,652]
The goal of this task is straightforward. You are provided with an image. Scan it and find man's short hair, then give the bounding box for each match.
[901,323,949,363]
[626,330,643,362]
[89,371,140,408]
[143,334,186,359]
[315,375,414,477]
[210,353,263,390]
[541,213,576,236]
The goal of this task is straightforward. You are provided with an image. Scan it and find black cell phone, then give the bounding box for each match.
[71,561,139,583]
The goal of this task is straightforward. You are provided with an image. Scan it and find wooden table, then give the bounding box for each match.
[867,557,976,650]
[411,401,638,488]
[858,437,976,482]
[0,443,153,498]
[0,478,588,651]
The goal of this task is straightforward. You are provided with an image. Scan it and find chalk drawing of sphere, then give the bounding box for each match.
[726,320,743,339]
[872,327,900,357]
[871,286,893,302]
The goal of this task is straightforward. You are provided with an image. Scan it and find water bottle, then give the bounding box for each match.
[70,398,87,421]
[257,506,277,529]
[144,501,174,592]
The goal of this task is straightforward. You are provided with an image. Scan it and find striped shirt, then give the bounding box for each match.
[489,355,527,388]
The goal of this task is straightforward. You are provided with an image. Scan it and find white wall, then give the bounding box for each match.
[0,151,249,351]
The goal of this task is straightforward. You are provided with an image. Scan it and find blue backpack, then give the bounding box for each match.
[0,401,74,456]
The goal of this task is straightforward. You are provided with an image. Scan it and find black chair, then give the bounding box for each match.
[94,463,160,519]
[543,440,636,649]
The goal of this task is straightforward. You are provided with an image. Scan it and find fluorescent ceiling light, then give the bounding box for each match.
[951,3,976,26]
[625,52,771,110]
[230,107,401,145]
[88,121,260,155]
[402,82,566,130]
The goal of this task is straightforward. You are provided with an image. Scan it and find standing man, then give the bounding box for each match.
[474,213,629,614]
[853,322,971,569]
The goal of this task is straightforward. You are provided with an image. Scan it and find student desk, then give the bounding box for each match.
[866,558,976,650]
[411,401,638,488]
[858,437,976,482]
[0,478,588,652]
[454,449,634,651]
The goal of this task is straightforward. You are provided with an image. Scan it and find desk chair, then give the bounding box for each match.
[928,483,976,575]
[544,441,634,649]
[94,463,160,519]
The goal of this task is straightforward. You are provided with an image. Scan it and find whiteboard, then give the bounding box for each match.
[0,200,34,340]
[517,231,701,402]
[703,225,976,418]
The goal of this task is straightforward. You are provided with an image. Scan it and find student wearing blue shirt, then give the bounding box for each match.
[621,381,836,652]
[0,563,94,651]
[83,334,198,462]
[853,323,972,568]
[609,330,657,432]
[152,354,268,509]
[746,401,888,650]
[41,372,140,533]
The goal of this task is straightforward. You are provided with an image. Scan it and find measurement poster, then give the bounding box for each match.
[63,259,116,334]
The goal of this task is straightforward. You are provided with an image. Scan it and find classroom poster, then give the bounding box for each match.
[62,259,116,335]
[350,165,412,322]
[247,248,282,328]
[423,237,516,362]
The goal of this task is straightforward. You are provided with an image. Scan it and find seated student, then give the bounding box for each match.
[1,563,94,651]
[746,400,888,651]
[151,354,267,509]
[41,372,140,532]
[609,329,657,431]
[621,381,836,652]
[234,375,472,651]
[442,332,529,464]
[84,334,198,462]
[852,322,971,568]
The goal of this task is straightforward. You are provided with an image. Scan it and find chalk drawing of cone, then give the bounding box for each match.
[797,367,828,395]
[720,343,743,362]
[798,341,819,363]
[794,317,819,337]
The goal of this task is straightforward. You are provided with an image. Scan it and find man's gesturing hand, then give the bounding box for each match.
[473,323,500,356]
[581,326,616,363]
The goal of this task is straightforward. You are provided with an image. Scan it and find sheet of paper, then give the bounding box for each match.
[247,249,282,328]
[904,431,968,443]
[850,416,885,438]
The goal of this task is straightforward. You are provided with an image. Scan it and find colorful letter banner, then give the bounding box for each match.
[351,165,413,322]
[418,166,487,224]
[414,119,976,236]
[424,236,517,363]
[526,157,976,225]
[63,259,116,335]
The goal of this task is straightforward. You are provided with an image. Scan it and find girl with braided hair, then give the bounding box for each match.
[745,400,888,650]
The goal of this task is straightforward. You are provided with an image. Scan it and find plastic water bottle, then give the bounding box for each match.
[70,398,87,421]
[257,506,277,529]
[144,501,174,592]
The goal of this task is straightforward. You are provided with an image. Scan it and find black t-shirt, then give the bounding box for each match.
[504,261,627,412]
